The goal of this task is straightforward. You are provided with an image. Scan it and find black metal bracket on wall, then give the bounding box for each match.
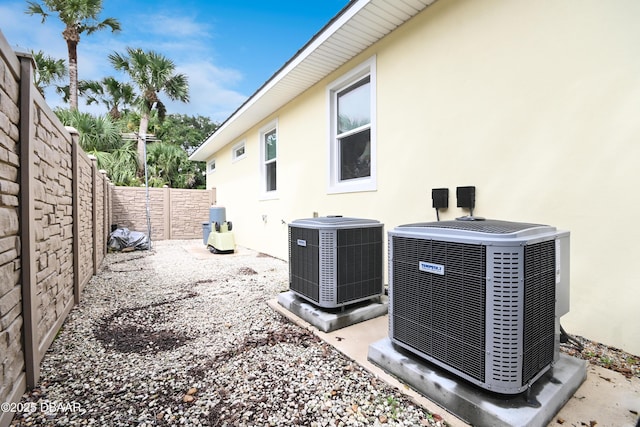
[431,188,449,221]
[456,186,484,221]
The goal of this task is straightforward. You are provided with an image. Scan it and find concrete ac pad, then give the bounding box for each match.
[368,338,587,427]
[276,291,388,332]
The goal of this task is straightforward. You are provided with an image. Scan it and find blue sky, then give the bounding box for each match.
[0,0,349,122]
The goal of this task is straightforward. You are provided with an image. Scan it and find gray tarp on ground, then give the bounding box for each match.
[108,228,150,251]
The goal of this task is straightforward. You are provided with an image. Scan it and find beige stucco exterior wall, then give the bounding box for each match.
[206,0,640,354]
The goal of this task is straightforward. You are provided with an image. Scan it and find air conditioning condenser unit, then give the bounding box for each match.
[388,219,570,394]
[288,216,384,309]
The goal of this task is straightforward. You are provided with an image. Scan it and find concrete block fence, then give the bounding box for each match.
[111,186,216,241]
[0,30,215,427]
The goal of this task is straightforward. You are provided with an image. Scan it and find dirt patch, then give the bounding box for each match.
[561,335,640,379]
[94,292,198,354]
[256,252,275,258]
[109,254,150,264]
[97,324,192,354]
[101,254,154,272]
[187,317,322,381]
[193,279,215,285]
[237,267,258,275]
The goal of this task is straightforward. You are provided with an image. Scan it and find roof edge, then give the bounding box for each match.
[189,0,366,162]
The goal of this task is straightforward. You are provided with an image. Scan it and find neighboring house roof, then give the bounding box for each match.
[189,0,437,162]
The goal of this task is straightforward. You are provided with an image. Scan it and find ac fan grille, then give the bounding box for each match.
[336,227,383,303]
[391,237,486,382]
[289,227,320,302]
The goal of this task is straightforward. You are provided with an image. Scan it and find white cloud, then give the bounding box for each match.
[1,2,66,57]
[142,13,213,41]
[167,61,247,121]
[0,1,247,122]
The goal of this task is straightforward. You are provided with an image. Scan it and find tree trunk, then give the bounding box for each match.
[64,28,80,111]
[137,113,150,177]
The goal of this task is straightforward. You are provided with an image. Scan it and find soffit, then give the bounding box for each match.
[190,0,437,161]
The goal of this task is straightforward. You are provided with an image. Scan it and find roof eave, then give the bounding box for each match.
[189,0,437,162]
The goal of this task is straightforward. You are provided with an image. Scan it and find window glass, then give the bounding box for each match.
[262,125,277,194]
[339,128,370,180]
[336,75,371,181]
[337,77,371,134]
[265,162,276,192]
[265,130,277,161]
[232,141,246,161]
[327,56,376,194]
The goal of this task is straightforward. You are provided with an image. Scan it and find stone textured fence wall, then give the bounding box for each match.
[76,150,95,290]
[0,32,112,427]
[0,31,23,427]
[112,186,216,240]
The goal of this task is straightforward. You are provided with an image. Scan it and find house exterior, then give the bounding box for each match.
[190,0,640,355]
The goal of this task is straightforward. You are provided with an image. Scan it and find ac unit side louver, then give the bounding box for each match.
[289,217,384,309]
[388,219,570,394]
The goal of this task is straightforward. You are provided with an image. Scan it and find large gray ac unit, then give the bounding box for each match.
[388,219,570,394]
[288,216,384,308]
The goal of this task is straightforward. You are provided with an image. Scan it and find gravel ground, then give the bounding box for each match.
[560,334,640,380]
[10,240,445,427]
[9,239,639,426]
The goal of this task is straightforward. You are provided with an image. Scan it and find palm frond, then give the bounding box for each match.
[25,1,49,23]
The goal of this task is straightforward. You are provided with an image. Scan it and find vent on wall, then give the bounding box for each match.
[388,219,570,394]
[289,216,384,309]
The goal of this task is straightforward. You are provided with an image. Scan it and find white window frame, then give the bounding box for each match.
[207,158,216,174]
[327,55,377,194]
[232,140,246,162]
[259,119,278,200]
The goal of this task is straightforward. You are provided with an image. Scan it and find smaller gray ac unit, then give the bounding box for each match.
[288,216,384,308]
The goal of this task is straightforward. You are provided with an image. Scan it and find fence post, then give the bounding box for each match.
[89,155,98,275]
[68,127,81,305]
[100,170,108,260]
[104,174,108,257]
[17,52,38,388]
[163,186,171,240]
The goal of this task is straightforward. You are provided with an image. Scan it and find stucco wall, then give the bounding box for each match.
[205,0,640,354]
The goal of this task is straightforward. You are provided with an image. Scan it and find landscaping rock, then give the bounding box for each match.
[9,241,441,426]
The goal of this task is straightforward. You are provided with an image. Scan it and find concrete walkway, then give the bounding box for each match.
[269,299,640,427]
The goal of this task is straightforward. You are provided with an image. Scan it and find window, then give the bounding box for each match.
[232,140,246,162]
[328,56,376,193]
[207,159,216,173]
[260,120,278,198]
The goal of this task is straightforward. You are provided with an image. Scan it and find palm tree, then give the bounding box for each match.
[55,109,139,185]
[56,79,105,105]
[108,47,189,175]
[26,0,121,111]
[55,109,120,151]
[31,50,67,97]
[146,142,186,187]
[84,76,137,119]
